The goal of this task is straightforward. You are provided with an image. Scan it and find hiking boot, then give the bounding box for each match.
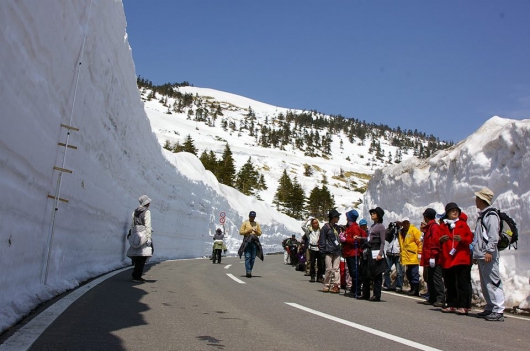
[382,285,390,291]
[433,302,445,308]
[420,300,434,305]
[395,287,403,293]
[356,295,369,300]
[369,296,381,302]
[246,272,252,278]
[132,277,145,283]
[485,312,504,322]
[330,284,340,293]
[310,276,316,283]
[476,310,492,318]
[322,285,330,292]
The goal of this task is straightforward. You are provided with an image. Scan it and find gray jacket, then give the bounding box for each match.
[126,206,153,257]
[473,206,500,260]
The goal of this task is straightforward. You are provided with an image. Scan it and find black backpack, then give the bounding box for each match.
[481,209,518,251]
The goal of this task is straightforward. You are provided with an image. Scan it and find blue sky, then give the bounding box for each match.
[123,0,530,143]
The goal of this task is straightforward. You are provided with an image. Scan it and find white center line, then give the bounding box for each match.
[224,264,232,269]
[226,273,246,284]
[285,302,442,351]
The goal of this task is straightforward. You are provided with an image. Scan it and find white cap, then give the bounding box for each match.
[402,217,410,222]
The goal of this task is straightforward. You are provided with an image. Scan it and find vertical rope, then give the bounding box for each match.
[42,0,94,285]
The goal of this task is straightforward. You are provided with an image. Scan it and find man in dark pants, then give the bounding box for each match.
[420,208,445,307]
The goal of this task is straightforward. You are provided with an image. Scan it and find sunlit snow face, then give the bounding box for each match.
[447,209,459,220]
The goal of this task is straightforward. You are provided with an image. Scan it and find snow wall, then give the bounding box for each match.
[0,0,300,333]
[363,116,530,308]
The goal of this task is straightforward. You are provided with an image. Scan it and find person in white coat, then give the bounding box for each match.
[127,195,153,282]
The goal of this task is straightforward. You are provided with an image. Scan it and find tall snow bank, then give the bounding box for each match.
[0,0,299,333]
[363,116,530,307]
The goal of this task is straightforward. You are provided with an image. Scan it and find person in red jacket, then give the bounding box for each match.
[420,208,445,307]
[439,202,473,314]
[340,209,367,298]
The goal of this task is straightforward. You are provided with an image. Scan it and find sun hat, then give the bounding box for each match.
[423,208,437,220]
[474,187,494,206]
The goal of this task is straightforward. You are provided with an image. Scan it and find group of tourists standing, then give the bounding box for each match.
[290,187,506,321]
[126,186,507,322]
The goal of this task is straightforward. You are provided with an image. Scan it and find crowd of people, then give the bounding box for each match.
[282,187,507,321]
[125,187,507,322]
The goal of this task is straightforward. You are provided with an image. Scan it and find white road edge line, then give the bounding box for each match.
[285,302,442,351]
[226,273,246,284]
[224,264,232,269]
[381,292,530,322]
[0,266,131,351]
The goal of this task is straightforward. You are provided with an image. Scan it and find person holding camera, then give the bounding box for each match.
[383,221,403,292]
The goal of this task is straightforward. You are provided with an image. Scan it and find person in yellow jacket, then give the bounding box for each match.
[239,211,262,278]
[398,217,423,296]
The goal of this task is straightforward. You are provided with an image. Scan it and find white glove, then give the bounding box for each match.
[429,258,435,268]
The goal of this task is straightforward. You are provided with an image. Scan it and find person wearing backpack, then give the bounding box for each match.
[212,228,225,264]
[439,202,474,315]
[127,195,154,283]
[473,187,505,321]
[319,209,342,293]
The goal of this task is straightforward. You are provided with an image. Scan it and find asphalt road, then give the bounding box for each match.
[3,254,530,350]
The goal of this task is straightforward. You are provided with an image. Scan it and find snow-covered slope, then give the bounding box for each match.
[364,116,530,308]
[0,1,300,333]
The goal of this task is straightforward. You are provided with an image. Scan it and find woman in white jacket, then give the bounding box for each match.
[127,195,153,282]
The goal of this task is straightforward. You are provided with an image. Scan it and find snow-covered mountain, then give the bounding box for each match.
[141,85,434,217]
[364,116,530,309]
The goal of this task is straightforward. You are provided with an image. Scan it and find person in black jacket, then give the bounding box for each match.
[358,206,388,301]
[319,209,342,293]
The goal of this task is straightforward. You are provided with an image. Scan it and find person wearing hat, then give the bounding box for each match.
[239,211,262,278]
[359,207,387,301]
[472,187,505,321]
[359,218,368,233]
[420,208,445,307]
[212,228,225,264]
[286,234,300,267]
[438,202,473,314]
[398,217,423,296]
[318,209,342,293]
[127,195,153,283]
[341,210,366,297]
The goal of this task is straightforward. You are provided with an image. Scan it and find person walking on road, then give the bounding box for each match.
[127,195,153,283]
[212,228,225,264]
[473,188,506,321]
[238,211,263,278]
[319,209,342,293]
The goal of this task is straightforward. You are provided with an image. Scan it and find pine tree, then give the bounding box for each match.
[287,178,306,219]
[273,170,293,210]
[306,185,335,220]
[182,134,198,155]
[235,157,259,196]
[217,143,236,187]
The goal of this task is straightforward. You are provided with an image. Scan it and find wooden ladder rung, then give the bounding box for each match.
[47,195,69,203]
[58,142,78,150]
[61,123,80,131]
[53,166,73,174]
